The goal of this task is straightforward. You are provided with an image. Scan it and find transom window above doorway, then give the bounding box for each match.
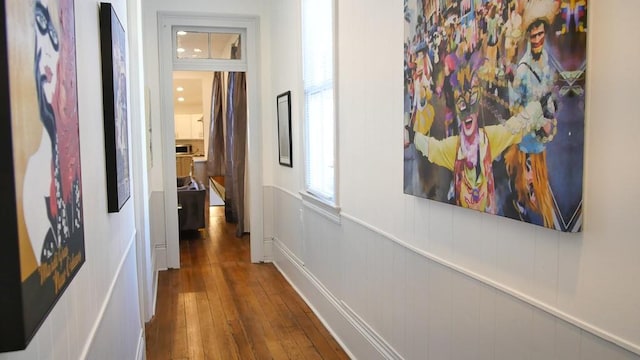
[174,28,243,61]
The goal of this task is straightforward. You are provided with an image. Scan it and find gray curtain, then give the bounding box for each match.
[224,72,247,237]
[207,72,225,176]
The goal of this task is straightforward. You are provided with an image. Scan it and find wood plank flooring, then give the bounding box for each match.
[145,206,349,360]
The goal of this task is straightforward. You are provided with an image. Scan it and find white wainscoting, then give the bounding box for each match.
[268,185,640,360]
[82,233,143,359]
[150,191,167,271]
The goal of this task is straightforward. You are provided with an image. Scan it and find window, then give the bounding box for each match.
[171,27,246,72]
[175,30,242,60]
[302,0,336,204]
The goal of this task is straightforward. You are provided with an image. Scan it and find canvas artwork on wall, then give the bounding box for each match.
[0,0,85,351]
[403,0,586,232]
[100,2,130,213]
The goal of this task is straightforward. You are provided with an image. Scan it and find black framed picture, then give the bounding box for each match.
[100,2,130,212]
[277,91,292,167]
[0,0,85,351]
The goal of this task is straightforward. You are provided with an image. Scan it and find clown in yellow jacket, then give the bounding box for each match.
[408,60,552,214]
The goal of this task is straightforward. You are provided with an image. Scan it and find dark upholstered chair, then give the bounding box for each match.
[177,176,206,231]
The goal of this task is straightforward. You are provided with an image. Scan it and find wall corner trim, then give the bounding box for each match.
[262,237,274,262]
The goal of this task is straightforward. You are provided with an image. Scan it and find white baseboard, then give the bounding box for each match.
[272,238,403,360]
[136,329,145,360]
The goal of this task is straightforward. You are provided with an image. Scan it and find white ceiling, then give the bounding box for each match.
[173,75,203,109]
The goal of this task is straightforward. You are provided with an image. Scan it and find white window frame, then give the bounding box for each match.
[171,26,247,71]
[301,0,340,218]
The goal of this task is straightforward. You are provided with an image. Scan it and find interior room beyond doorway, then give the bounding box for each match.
[173,70,249,239]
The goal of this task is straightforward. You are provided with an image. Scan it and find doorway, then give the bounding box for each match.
[158,14,264,268]
[173,70,248,232]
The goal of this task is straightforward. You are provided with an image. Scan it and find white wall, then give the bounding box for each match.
[266,0,640,359]
[263,0,302,190]
[0,0,144,359]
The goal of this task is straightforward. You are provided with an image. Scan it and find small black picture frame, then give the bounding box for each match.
[277,91,292,167]
[100,2,130,212]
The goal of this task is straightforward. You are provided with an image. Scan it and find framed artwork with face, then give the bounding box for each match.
[403,0,587,232]
[0,0,85,351]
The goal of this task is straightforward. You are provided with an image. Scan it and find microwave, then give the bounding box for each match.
[176,144,192,154]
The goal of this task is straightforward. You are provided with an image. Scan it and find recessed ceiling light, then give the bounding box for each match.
[177,31,187,36]
[177,97,185,102]
[176,86,184,92]
[194,48,202,53]
[176,48,185,53]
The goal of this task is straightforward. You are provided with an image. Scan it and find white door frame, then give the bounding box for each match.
[157,13,263,268]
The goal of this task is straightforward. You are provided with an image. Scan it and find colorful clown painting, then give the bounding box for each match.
[1,0,85,348]
[403,0,586,232]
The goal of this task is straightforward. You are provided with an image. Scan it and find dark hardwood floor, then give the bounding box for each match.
[145,205,349,360]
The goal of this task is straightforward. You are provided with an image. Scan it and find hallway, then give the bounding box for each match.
[145,207,349,359]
